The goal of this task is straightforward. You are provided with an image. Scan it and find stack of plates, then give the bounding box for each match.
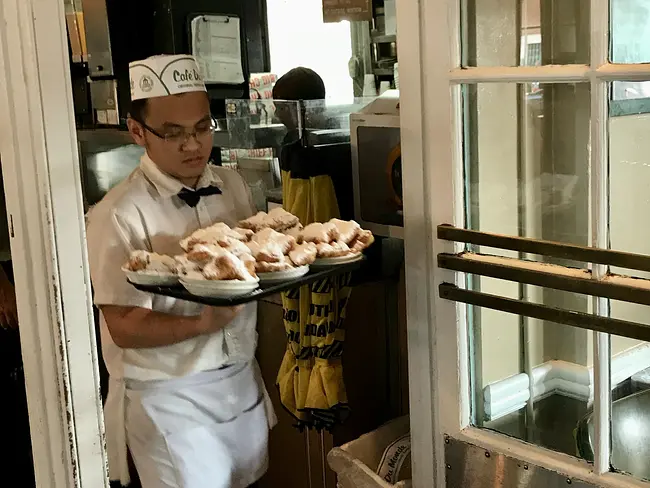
[122,268,178,286]
[180,277,260,298]
[257,265,309,284]
[312,253,364,268]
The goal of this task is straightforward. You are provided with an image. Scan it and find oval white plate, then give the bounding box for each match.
[123,268,179,286]
[180,278,260,298]
[312,253,364,268]
[257,265,309,283]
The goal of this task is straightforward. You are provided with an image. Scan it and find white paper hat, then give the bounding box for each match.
[129,54,207,101]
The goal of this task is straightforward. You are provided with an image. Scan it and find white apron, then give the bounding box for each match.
[105,361,276,488]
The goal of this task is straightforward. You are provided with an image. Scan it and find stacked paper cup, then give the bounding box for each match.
[363,74,378,97]
[394,63,399,90]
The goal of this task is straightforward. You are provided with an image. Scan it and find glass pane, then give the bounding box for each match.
[469,285,594,456]
[462,0,589,67]
[607,101,650,481]
[463,82,591,250]
[610,0,650,64]
[465,81,593,455]
[609,100,650,262]
[601,329,650,482]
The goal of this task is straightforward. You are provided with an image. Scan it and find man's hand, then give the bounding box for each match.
[197,305,244,335]
[0,273,17,329]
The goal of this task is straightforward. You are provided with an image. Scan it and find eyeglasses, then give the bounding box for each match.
[133,118,216,145]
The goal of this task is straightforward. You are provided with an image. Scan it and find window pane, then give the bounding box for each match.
[608,100,650,481]
[464,81,593,455]
[463,82,590,248]
[469,286,594,457]
[610,0,650,64]
[462,0,589,67]
[600,329,650,482]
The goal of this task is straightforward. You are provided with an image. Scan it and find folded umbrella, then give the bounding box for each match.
[277,285,313,427]
[276,137,353,432]
[304,272,352,430]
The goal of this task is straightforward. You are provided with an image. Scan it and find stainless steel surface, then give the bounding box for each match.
[90,79,119,125]
[77,128,133,146]
[445,437,597,488]
[80,0,113,77]
[579,389,650,481]
[77,129,142,208]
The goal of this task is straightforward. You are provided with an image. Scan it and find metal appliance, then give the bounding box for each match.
[350,90,402,238]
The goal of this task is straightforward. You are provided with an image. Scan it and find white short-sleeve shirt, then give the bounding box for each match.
[87,153,258,381]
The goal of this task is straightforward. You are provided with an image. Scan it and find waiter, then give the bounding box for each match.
[86,54,275,488]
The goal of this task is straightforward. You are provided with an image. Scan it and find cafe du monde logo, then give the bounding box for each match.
[173,68,202,84]
[139,75,154,93]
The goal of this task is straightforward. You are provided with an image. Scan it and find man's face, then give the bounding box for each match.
[127,92,212,186]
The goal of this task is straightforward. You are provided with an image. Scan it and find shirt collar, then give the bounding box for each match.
[139,152,223,199]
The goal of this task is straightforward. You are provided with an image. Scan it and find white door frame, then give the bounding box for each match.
[0,0,108,487]
[396,0,650,485]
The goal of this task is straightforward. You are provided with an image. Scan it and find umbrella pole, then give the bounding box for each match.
[320,430,327,488]
[305,429,313,488]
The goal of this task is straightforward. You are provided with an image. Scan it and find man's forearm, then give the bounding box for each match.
[101,306,207,349]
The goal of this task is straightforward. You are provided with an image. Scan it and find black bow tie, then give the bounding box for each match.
[177,185,222,208]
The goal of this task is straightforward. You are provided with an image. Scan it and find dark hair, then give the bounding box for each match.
[128,98,148,122]
[272,67,326,101]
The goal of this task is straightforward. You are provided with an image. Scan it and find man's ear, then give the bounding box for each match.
[127,117,146,147]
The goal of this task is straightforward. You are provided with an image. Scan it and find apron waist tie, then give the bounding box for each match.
[105,377,130,485]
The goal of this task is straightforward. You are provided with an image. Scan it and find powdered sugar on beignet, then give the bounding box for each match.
[202,251,257,282]
[329,219,361,245]
[251,228,296,254]
[348,229,375,253]
[126,250,176,274]
[316,241,351,258]
[300,222,340,244]
[185,244,225,264]
[239,208,300,232]
[289,242,318,267]
[181,223,252,251]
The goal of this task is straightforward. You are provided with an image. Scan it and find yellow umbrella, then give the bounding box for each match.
[276,138,353,431]
[304,272,352,430]
[276,285,312,426]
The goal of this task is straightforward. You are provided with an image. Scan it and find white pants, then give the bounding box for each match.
[124,362,270,488]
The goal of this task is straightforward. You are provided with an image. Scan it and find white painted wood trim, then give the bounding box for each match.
[596,63,650,80]
[396,0,438,486]
[0,0,108,486]
[482,344,650,421]
[590,0,612,470]
[450,65,591,83]
[450,63,650,84]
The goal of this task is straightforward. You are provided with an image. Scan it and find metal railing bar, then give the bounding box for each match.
[438,253,650,307]
[438,225,650,273]
[439,283,650,342]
